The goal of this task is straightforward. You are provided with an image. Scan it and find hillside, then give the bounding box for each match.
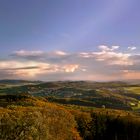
[0,81,140,111]
[0,94,140,140]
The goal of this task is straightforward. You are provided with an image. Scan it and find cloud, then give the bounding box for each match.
[55,51,68,56]
[11,50,69,63]
[128,46,136,51]
[95,51,132,65]
[98,45,120,52]
[12,50,68,57]
[11,50,45,62]
[0,60,49,77]
[0,46,140,81]
[1,66,39,70]
[112,46,120,50]
[63,64,79,72]
[0,59,79,79]
[13,50,44,57]
[80,45,132,66]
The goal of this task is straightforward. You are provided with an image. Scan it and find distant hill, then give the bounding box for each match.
[0,80,140,111]
[0,79,42,85]
[124,79,140,84]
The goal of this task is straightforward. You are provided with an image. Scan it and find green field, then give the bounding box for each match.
[125,87,140,94]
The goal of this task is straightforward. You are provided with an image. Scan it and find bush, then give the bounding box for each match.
[0,103,81,140]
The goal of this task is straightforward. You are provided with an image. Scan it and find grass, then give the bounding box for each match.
[124,87,140,111]
[132,102,140,111]
[125,87,140,94]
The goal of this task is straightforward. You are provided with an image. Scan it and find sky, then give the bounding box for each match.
[0,0,140,81]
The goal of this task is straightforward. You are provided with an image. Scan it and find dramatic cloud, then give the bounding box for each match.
[0,60,79,79]
[80,45,132,65]
[0,45,140,81]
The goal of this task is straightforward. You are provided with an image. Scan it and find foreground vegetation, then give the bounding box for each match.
[0,96,81,140]
[0,94,140,140]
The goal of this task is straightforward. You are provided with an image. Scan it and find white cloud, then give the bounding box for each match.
[95,51,132,65]
[13,50,44,57]
[112,46,120,50]
[80,45,132,66]
[79,52,92,58]
[98,45,112,51]
[54,51,67,56]
[98,45,120,52]
[82,69,87,72]
[63,64,79,72]
[128,46,136,51]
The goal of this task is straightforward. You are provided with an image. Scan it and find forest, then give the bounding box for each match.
[0,80,140,140]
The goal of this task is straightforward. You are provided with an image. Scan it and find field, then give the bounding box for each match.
[125,87,140,94]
